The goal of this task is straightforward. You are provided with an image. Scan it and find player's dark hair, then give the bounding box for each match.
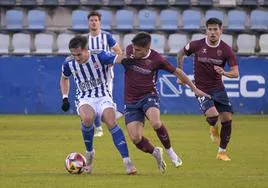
[87,11,101,21]
[206,18,222,28]
[69,35,88,50]
[131,32,151,47]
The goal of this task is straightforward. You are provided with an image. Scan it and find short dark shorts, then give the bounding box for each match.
[197,89,233,114]
[124,94,160,125]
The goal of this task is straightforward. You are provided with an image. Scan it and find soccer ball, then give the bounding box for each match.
[65,152,86,174]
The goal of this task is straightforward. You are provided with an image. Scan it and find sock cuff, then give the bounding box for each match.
[206,116,219,126]
[81,124,94,132]
[221,120,232,126]
[109,124,120,134]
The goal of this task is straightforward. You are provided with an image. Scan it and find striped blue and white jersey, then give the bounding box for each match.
[88,30,116,52]
[62,51,117,99]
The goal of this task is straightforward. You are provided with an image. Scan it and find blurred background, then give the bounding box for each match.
[0,0,267,114]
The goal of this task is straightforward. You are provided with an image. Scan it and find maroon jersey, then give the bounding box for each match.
[124,44,176,103]
[184,38,237,93]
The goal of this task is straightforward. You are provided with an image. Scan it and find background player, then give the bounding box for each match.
[177,18,239,161]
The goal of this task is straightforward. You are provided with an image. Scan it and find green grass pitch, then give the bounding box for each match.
[0,115,267,188]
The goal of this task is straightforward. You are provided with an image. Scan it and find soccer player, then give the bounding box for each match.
[87,11,123,137]
[177,18,239,161]
[123,32,210,173]
[60,35,136,175]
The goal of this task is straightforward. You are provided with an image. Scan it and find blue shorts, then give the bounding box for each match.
[124,94,160,125]
[197,90,233,114]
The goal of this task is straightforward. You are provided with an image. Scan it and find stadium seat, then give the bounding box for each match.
[27,9,46,31]
[128,0,147,5]
[34,33,54,54]
[240,0,259,6]
[153,0,169,6]
[5,9,24,30]
[151,33,166,54]
[42,0,59,6]
[80,0,103,5]
[12,33,31,54]
[71,9,88,32]
[182,9,202,30]
[168,34,188,54]
[123,33,135,49]
[218,0,236,6]
[0,34,10,53]
[0,0,16,6]
[115,9,135,30]
[138,9,157,30]
[259,34,268,55]
[160,9,179,31]
[198,0,213,6]
[64,0,81,5]
[97,9,113,30]
[169,0,191,6]
[250,9,268,30]
[227,10,247,31]
[205,9,225,23]
[56,33,75,54]
[237,34,256,55]
[51,7,71,30]
[20,0,38,5]
[221,34,233,48]
[191,33,206,41]
[108,0,126,6]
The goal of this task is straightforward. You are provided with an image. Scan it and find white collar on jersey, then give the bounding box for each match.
[205,37,221,48]
[141,49,151,59]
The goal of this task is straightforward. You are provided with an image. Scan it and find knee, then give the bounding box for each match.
[81,116,93,127]
[131,135,142,144]
[150,120,162,129]
[206,116,218,126]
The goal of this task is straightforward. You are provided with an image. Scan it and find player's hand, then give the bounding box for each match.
[193,88,211,99]
[61,98,70,112]
[214,65,225,75]
[176,78,185,85]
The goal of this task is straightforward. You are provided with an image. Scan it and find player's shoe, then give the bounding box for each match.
[84,149,95,173]
[94,127,103,137]
[123,160,137,175]
[216,151,231,161]
[152,147,166,173]
[210,126,220,144]
[166,148,182,167]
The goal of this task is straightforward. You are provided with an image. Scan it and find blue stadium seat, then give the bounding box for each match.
[71,9,88,32]
[151,33,166,54]
[64,0,81,5]
[138,9,157,30]
[5,9,24,30]
[115,9,135,30]
[108,0,126,6]
[198,0,213,6]
[42,0,59,6]
[97,9,113,30]
[205,9,225,22]
[182,9,202,30]
[0,0,16,6]
[250,9,268,30]
[227,10,247,31]
[27,9,46,31]
[160,9,178,31]
[20,0,38,5]
[170,0,191,6]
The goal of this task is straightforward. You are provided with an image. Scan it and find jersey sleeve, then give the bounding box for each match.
[97,51,117,65]
[183,40,199,56]
[225,46,238,67]
[158,54,176,73]
[62,61,72,77]
[107,33,117,48]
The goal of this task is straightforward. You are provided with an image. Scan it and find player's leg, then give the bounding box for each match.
[100,97,136,175]
[78,103,96,173]
[93,114,103,137]
[145,106,182,168]
[197,96,220,144]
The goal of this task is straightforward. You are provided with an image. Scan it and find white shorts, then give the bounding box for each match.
[75,96,116,118]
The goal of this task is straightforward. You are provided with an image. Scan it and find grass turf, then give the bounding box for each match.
[0,115,267,188]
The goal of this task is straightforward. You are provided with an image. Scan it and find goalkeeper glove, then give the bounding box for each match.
[61,98,70,112]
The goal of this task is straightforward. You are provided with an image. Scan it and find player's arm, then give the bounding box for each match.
[214,65,239,78]
[177,49,186,70]
[112,43,123,56]
[173,68,210,98]
[60,73,70,112]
